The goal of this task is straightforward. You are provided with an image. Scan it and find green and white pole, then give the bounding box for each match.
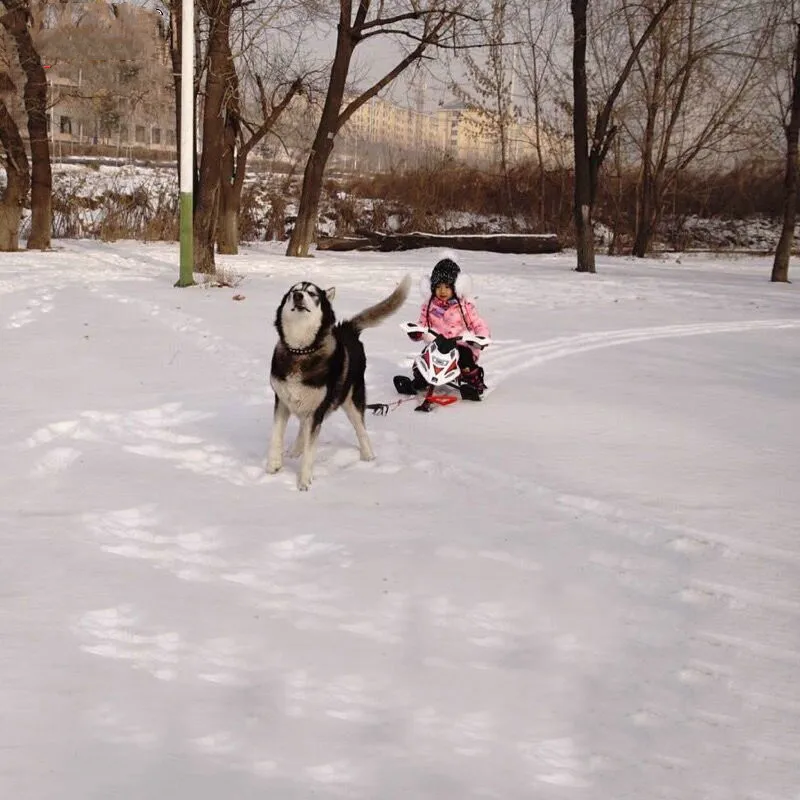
[175,0,195,287]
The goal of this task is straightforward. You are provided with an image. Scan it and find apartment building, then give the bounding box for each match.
[337,90,547,170]
[34,0,175,158]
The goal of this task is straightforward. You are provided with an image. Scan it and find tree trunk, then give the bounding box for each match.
[633,95,659,257]
[607,136,622,255]
[0,0,51,249]
[286,16,353,257]
[772,23,800,283]
[216,177,238,254]
[217,201,238,253]
[216,101,239,256]
[215,33,241,255]
[533,93,546,231]
[193,0,232,273]
[571,0,595,273]
[633,172,667,258]
[632,15,669,259]
[500,128,515,229]
[169,0,182,189]
[633,176,657,257]
[0,99,29,250]
[286,144,333,257]
[216,114,239,254]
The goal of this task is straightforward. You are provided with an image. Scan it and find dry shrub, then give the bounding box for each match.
[331,193,359,235]
[370,199,388,231]
[335,153,787,249]
[264,192,288,241]
[238,183,268,241]
[200,265,244,288]
[143,207,179,241]
[342,161,576,238]
[54,177,178,241]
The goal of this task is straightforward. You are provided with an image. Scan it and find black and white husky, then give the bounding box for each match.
[267,275,411,491]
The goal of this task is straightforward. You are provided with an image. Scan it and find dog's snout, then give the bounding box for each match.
[292,291,304,304]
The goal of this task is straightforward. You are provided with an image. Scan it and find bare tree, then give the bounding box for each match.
[171,0,316,268]
[571,0,594,271]
[619,0,769,257]
[509,0,564,231]
[0,0,51,249]
[571,0,678,273]
[191,0,240,274]
[770,6,800,282]
[451,0,516,220]
[215,0,318,255]
[0,70,28,249]
[217,72,305,253]
[286,1,478,258]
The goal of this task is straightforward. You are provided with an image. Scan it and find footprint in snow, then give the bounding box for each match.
[29,446,82,477]
[5,288,55,329]
[72,603,261,686]
[82,505,228,584]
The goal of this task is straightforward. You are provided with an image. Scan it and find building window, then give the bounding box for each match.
[135,125,146,143]
[167,129,176,145]
[60,115,72,134]
[152,127,161,144]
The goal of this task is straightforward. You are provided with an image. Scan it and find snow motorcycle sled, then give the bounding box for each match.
[393,322,492,412]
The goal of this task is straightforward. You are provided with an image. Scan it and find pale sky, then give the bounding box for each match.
[132,0,467,112]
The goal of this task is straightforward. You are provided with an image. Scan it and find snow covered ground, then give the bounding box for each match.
[1,240,799,799]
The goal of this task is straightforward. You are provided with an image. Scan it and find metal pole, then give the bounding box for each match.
[175,0,195,287]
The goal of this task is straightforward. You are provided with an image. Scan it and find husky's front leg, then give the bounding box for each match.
[266,396,291,473]
[297,418,321,491]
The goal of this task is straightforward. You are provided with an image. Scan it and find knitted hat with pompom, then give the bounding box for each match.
[430,257,460,293]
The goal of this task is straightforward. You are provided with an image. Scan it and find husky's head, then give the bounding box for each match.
[275,281,336,352]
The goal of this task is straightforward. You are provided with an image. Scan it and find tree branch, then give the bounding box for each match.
[591,0,679,158]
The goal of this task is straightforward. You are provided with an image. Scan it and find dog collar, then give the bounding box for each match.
[285,343,320,355]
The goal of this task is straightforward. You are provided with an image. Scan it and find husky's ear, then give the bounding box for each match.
[325,287,336,301]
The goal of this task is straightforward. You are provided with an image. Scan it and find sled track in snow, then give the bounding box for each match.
[443,454,800,574]
[483,318,800,390]
[440,451,800,787]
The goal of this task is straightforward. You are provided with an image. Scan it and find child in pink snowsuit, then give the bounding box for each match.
[407,257,491,396]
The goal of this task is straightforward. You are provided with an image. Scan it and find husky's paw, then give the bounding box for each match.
[360,451,376,462]
[265,459,282,474]
[297,476,312,491]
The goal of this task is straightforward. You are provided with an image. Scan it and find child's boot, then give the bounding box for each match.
[459,365,486,400]
[394,367,428,396]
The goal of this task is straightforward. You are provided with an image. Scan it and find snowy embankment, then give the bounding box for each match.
[4,160,796,248]
[1,239,799,799]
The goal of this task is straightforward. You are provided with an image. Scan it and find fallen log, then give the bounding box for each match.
[316,230,561,254]
[315,237,378,252]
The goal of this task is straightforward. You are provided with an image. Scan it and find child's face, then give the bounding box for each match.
[434,283,454,301]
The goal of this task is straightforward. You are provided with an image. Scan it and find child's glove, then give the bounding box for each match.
[407,332,423,341]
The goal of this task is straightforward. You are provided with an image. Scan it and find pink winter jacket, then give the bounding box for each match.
[417,296,490,360]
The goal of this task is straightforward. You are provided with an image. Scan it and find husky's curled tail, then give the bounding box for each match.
[349,274,412,333]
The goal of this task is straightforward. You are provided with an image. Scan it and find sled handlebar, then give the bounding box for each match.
[399,321,491,348]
